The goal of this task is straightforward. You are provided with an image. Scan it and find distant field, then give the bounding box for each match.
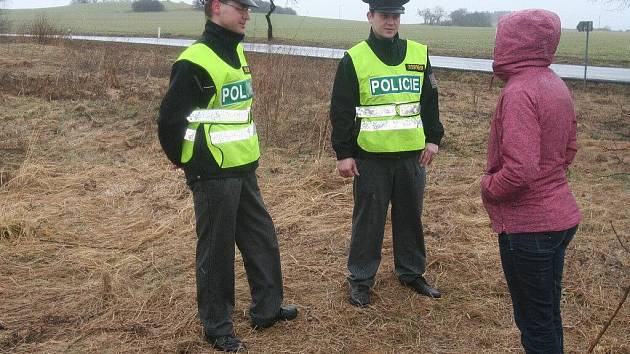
[4,2,630,67]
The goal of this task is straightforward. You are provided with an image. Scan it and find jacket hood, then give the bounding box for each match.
[492,9,561,80]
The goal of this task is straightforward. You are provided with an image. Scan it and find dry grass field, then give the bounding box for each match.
[0,38,628,353]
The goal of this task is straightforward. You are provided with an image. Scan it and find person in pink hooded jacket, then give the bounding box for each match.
[481,9,581,354]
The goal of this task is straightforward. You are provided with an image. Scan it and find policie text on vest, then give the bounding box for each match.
[370,75,421,96]
[222,79,253,106]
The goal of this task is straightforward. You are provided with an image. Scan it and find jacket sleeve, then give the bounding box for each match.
[329,53,360,160]
[158,60,216,167]
[481,90,541,201]
[564,110,578,170]
[420,56,444,146]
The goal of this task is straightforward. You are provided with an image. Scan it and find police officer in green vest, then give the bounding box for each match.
[330,0,445,307]
[157,0,297,351]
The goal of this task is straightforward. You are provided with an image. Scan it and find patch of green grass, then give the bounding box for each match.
[6,2,630,67]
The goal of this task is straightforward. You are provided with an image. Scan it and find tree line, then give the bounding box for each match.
[418,7,509,27]
[71,0,163,11]
[419,2,629,27]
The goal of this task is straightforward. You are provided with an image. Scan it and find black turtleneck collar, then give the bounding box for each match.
[202,20,244,50]
[199,20,245,68]
[366,29,407,66]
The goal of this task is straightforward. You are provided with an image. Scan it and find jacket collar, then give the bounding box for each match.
[201,20,245,52]
[367,29,400,50]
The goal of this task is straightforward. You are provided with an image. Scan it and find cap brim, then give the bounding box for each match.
[372,7,405,14]
[235,0,259,7]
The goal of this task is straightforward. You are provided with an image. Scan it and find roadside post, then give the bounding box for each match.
[577,21,593,87]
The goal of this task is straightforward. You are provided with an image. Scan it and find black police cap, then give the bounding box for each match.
[362,0,409,14]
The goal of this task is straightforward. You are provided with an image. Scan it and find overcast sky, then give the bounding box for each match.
[4,0,630,30]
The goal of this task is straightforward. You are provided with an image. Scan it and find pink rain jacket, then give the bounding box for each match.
[481,9,581,234]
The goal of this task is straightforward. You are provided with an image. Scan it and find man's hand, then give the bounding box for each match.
[419,143,439,166]
[337,158,360,178]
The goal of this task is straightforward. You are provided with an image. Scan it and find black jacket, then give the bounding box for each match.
[158,20,258,186]
[329,31,444,160]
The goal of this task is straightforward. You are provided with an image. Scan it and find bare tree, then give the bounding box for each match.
[265,0,276,40]
[417,6,446,25]
[265,0,297,40]
[418,8,432,24]
[432,6,446,25]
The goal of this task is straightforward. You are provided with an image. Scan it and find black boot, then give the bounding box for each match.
[251,305,299,330]
[401,277,441,298]
[348,285,370,307]
[204,334,246,352]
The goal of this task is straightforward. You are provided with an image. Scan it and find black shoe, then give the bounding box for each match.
[402,277,441,298]
[204,334,246,352]
[251,305,299,330]
[349,286,370,307]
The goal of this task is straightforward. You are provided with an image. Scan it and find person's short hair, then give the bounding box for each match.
[204,0,213,18]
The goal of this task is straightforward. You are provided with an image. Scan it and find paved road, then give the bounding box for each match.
[32,35,630,84]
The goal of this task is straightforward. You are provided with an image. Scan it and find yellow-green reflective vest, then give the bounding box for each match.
[177,43,260,169]
[348,40,427,153]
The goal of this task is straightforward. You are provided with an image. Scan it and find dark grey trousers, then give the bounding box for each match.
[348,156,427,289]
[192,172,283,337]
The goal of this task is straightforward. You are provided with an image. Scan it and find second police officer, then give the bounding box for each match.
[330,0,445,307]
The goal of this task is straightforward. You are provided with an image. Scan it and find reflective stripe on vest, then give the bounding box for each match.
[355,102,420,118]
[187,108,251,124]
[348,40,428,153]
[360,117,422,132]
[210,124,257,144]
[176,43,260,168]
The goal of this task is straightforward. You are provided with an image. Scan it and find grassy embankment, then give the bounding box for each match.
[0,36,628,353]
[4,2,630,67]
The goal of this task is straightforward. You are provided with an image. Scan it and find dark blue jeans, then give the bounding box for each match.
[499,225,577,354]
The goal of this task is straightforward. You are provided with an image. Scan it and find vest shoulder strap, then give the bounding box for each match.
[347,40,369,57]
[176,43,219,76]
